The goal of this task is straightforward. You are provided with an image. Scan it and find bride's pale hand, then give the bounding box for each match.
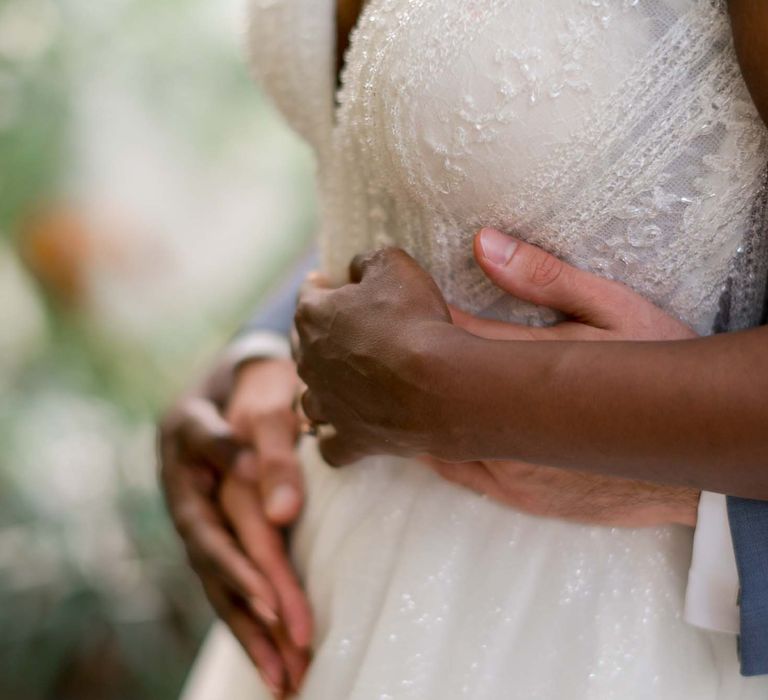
[421,227,700,528]
[452,227,697,343]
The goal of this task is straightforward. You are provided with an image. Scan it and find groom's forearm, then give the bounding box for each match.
[447,325,768,498]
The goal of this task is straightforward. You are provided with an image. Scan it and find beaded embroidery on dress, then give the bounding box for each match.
[183,1,768,698]
[323,0,768,334]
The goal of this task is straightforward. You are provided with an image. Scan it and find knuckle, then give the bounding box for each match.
[294,298,311,323]
[224,406,247,436]
[301,391,322,419]
[172,504,198,539]
[260,455,296,475]
[527,249,565,288]
[296,356,312,382]
[319,442,342,467]
[268,405,297,425]
[157,404,185,444]
[207,424,232,447]
[600,279,636,309]
[367,248,390,265]
[386,247,412,267]
[359,247,399,277]
[351,251,374,271]
[242,404,294,429]
[295,295,324,330]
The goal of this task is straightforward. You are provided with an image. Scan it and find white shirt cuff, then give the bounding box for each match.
[683,491,740,635]
[221,331,292,370]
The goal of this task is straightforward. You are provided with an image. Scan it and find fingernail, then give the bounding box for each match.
[479,228,518,266]
[266,485,299,521]
[251,598,279,625]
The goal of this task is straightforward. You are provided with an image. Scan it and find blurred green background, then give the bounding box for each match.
[0,0,315,697]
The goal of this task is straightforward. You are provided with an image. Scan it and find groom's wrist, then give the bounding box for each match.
[442,329,581,464]
[407,322,482,461]
[426,326,542,462]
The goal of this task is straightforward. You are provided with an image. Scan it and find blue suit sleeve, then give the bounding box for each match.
[236,246,319,339]
[727,496,768,676]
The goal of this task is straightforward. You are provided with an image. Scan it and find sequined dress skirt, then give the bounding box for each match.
[182,439,768,699]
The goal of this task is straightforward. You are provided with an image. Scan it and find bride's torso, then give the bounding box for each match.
[251,0,768,334]
[239,3,768,697]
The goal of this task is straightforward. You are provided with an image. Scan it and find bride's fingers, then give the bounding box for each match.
[202,579,286,697]
[448,305,548,341]
[180,485,281,626]
[221,477,314,650]
[271,624,311,693]
[189,523,281,624]
[421,457,502,497]
[456,315,604,342]
[473,228,637,327]
[244,424,304,526]
[243,517,314,651]
[447,305,475,326]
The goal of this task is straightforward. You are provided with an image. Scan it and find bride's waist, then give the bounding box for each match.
[295,437,689,544]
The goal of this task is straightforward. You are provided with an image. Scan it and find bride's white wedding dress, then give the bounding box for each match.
[185,0,768,697]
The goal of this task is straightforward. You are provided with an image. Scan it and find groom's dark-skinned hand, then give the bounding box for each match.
[294,247,464,466]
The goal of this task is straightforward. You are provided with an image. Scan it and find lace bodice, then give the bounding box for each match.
[249,0,768,335]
